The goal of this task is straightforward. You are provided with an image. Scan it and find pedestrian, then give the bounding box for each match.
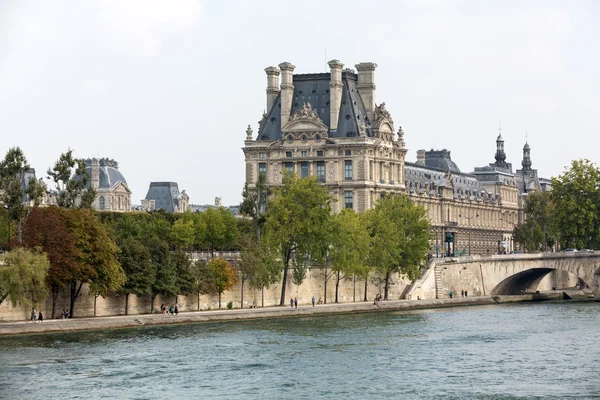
[38,310,43,324]
[174,304,179,316]
[461,290,464,298]
[169,304,174,315]
[294,297,298,308]
[312,296,315,307]
[465,290,468,297]
[449,291,453,299]
[31,308,36,322]
[290,297,294,309]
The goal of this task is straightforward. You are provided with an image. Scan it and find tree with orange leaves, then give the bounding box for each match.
[207,258,238,309]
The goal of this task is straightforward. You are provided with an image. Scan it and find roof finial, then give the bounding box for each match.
[525,129,528,143]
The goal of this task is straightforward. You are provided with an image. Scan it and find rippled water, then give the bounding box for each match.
[1,302,599,399]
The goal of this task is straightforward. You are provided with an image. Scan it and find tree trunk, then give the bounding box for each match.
[0,293,8,305]
[261,287,264,308]
[324,265,328,304]
[335,271,340,303]
[353,274,356,302]
[16,218,22,245]
[218,292,222,309]
[69,281,83,318]
[279,249,291,306]
[125,293,129,315]
[151,295,155,314]
[363,277,368,302]
[94,295,98,317]
[51,289,59,319]
[384,271,391,300]
[240,276,245,309]
[197,292,200,311]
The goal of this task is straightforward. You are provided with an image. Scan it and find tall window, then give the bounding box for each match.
[369,160,373,180]
[301,150,308,158]
[344,160,353,180]
[388,164,392,182]
[379,162,383,183]
[344,191,353,209]
[317,150,324,157]
[99,196,105,210]
[286,151,292,158]
[284,162,294,174]
[258,162,267,179]
[259,152,267,159]
[301,162,309,178]
[316,161,325,182]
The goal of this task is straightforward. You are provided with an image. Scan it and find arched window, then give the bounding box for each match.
[99,196,105,210]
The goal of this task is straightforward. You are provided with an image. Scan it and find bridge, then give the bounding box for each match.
[407,252,600,300]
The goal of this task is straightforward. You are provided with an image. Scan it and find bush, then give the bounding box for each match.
[226,301,233,310]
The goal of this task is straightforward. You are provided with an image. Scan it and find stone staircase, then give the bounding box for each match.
[434,264,443,299]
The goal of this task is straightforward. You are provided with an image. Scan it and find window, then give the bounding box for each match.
[259,152,267,159]
[344,191,353,209]
[258,162,267,179]
[369,160,373,180]
[344,160,353,180]
[99,196,105,210]
[259,192,266,214]
[286,151,292,158]
[317,150,324,157]
[316,161,325,182]
[388,164,392,182]
[379,162,383,183]
[301,150,308,158]
[345,150,352,156]
[284,162,294,174]
[301,162,309,178]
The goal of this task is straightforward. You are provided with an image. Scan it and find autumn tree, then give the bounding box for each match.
[367,195,431,300]
[263,172,333,306]
[208,258,238,309]
[551,159,600,250]
[0,247,49,308]
[329,209,370,303]
[47,149,96,209]
[0,147,46,245]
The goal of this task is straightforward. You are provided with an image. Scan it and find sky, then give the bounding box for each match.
[1,0,599,206]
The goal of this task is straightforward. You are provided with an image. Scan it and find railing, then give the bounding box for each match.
[188,251,242,261]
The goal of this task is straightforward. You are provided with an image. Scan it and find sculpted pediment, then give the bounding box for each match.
[281,102,328,134]
[112,181,132,194]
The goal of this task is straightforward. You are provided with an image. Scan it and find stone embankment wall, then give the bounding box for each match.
[0,267,411,322]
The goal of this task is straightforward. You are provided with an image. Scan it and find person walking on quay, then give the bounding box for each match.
[294,297,298,309]
[464,290,468,297]
[449,291,453,299]
[174,304,179,316]
[312,296,315,307]
[38,310,43,324]
[290,297,294,309]
[461,290,464,298]
[31,308,37,322]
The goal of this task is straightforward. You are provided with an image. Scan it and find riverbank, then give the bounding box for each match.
[0,294,593,337]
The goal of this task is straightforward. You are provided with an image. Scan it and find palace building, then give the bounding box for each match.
[242,60,550,255]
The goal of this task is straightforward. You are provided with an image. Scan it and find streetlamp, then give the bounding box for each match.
[459,211,479,256]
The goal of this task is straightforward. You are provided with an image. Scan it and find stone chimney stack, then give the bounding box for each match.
[265,66,280,112]
[416,150,426,166]
[355,62,377,119]
[278,62,296,127]
[328,59,344,131]
[91,157,100,190]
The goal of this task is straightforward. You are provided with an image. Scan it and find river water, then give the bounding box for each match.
[0,302,599,400]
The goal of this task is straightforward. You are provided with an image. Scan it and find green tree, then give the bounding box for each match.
[191,259,214,310]
[0,247,49,308]
[263,172,333,306]
[522,191,558,251]
[367,195,431,300]
[47,149,96,209]
[117,237,155,315]
[0,147,46,245]
[171,215,195,250]
[514,219,545,253]
[329,209,370,303]
[173,249,195,302]
[240,174,269,242]
[149,237,177,313]
[551,159,600,249]
[208,258,238,309]
[202,207,239,256]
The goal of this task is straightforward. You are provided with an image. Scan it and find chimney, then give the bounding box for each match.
[416,150,426,166]
[265,66,280,112]
[328,59,344,131]
[355,62,377,119]
[278,62,296,127]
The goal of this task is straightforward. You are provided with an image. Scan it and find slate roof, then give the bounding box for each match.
[77,159,128,190]
[405,162,487,199]
[145,182,182,213]
[257,71,372,140]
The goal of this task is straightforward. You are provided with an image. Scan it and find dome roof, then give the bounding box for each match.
[75,158,128,189]
[523,142,530,150]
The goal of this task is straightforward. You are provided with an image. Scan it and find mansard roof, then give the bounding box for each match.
[144,182,183,213]
[256,71,372,141]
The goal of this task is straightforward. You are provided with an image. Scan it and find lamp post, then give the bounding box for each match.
[459,211,479,256]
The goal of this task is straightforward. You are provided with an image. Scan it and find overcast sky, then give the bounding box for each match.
[1,0,598,206]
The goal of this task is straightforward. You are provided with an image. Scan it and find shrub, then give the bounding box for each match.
[226,301,233,310]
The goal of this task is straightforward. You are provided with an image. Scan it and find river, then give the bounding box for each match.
[0,302,599,399]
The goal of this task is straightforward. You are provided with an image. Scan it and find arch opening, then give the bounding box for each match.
[491,268,592,295]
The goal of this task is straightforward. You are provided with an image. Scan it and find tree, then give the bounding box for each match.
[263,172,333,306]
[171,216,196,250]
[237,235,260,308]
[551,159,600,250]
[149,237,177,313]
[173,249,195,302]
[0,147,46,245]
[240,174,269,242]
[47,149,96,209]
[329,209,370,303]
[367,195,431,300]
[191,260,214,310]
[514,219,545,253]
[208,258,238,309]
[0,247,49,308]
[522,191,558,251]
[22,206,79,319]
[117,237,155,315]
[202,207,239,256]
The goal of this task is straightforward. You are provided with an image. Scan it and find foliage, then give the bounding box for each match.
[226,301,233,310]
[172,249,195,296]
[551,159,600,249]
[522,191,558,251]
[191,259,213,297]
[47,149,96,209]
[208,258,238,309]
[171,215,195,250]
[240,174,269,241]
[514,219,545,253]
[149,236,177,303]
[117,237,155,297]
[366,194,431,300]
[0,247,49,307]
[263,172,333,305]
[202,207,239,253]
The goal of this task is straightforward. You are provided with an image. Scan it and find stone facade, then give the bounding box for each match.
[89,157,131,212]
[243,60,552,256]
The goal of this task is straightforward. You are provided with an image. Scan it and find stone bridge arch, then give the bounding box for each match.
[490,267,593,295]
